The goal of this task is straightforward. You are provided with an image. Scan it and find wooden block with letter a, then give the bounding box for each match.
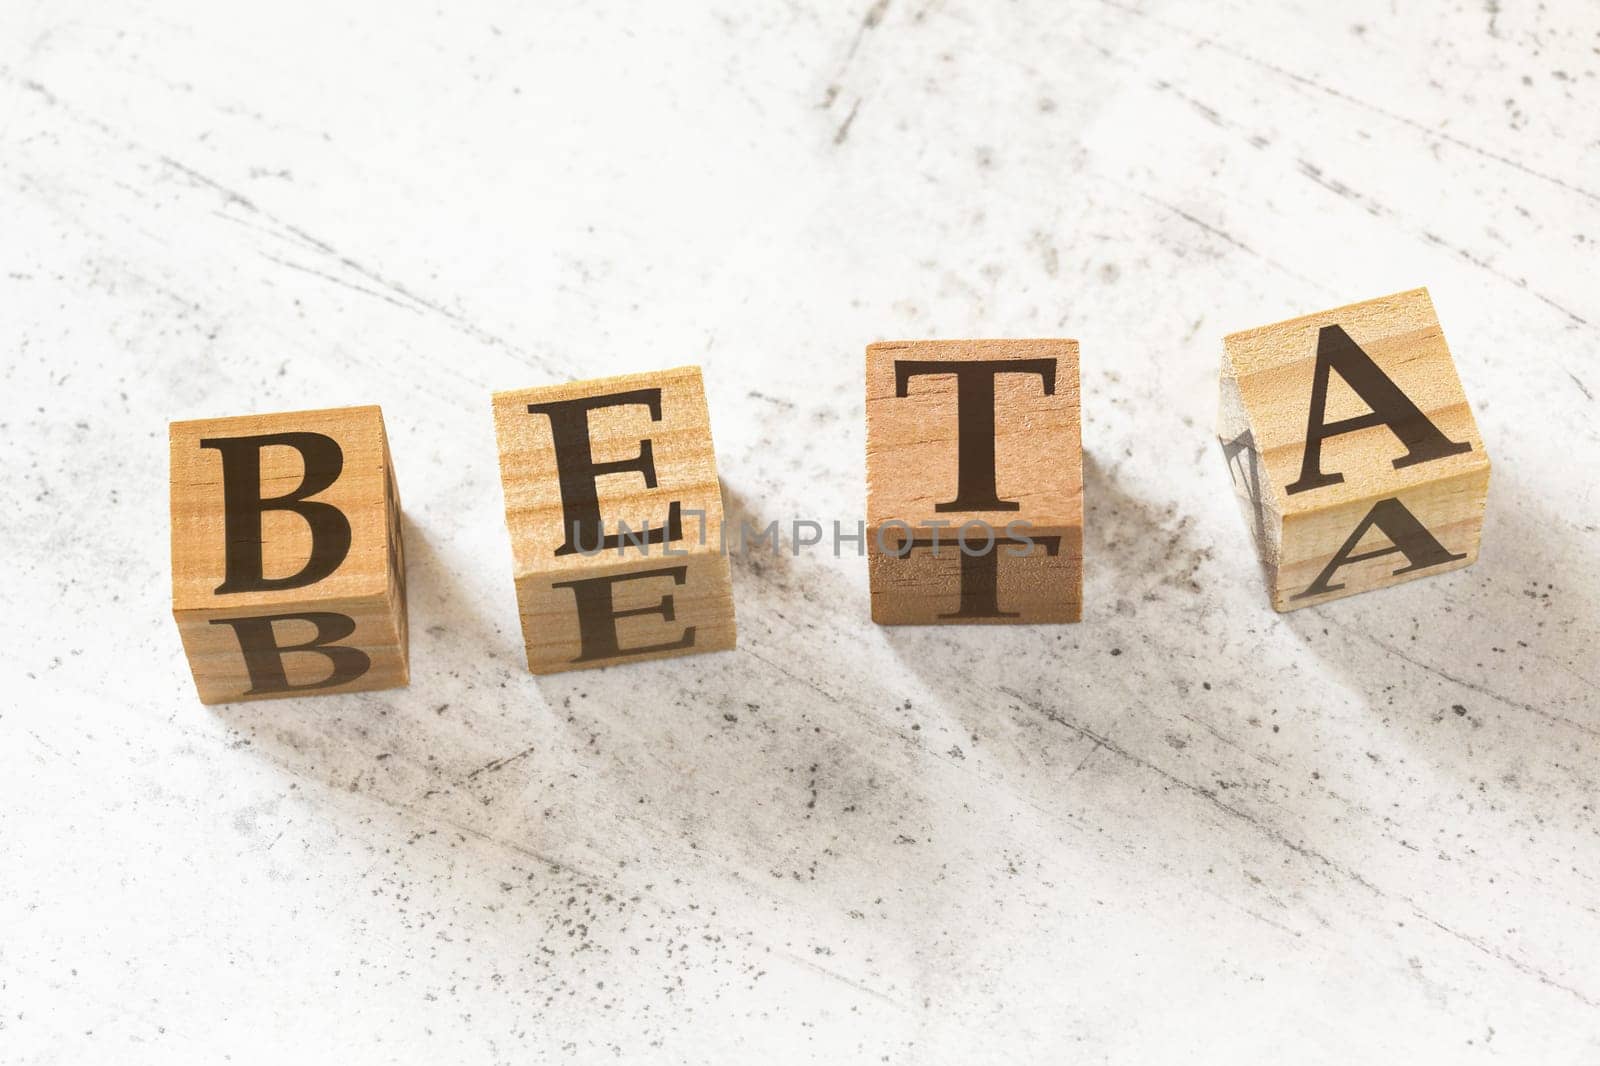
[866,339,1083,624]
[170,405,409,704]
[492,366,736,674]
[1218,287,1491,611]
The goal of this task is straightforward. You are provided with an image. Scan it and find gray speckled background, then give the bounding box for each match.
[2,0,1597,1061]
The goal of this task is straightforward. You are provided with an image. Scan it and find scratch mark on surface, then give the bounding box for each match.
[782,946,907,1009]
[28,731,63,758]
[1534,291,1591,328]
[1130,188,1326,292]
[465,745,538,781]
[1323,619,1600,741]
[1,70,563,375]
[847,0,892,60]
[747,647,846,705]
[1410,907,1599,1008]
[1294,157,1593,330]
[826,0,890,102]
[1000,685,1380,891]
[1067,740,1103,778]
[1002,684,1600,1008]
[1095,0,1600,206]
[430,808,909,1009]
[260,253,418,312]
[833,97,861,145]
[169,158,543,357]
[1180,711,1282,769]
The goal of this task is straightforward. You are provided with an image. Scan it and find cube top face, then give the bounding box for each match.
[865,339,1083,530]
[169,404,397,614]
[1222,287,1489,517]
[492,366,725,578]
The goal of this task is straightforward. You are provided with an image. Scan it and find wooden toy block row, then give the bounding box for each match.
[167,288,1491,701]
[1217,287,1490,610]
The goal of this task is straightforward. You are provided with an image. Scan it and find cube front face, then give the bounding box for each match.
[169,405,409,704]
[1275,466,1489,610]
[866,529,1084,624]
[866,339,1084,625]
[493,366,736,674]
[1219,288,1491,610]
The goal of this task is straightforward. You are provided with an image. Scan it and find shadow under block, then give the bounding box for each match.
[1217,287,1491,612]
[866,339,1083,625]
[170,405,410,704]
[493,366,737,674]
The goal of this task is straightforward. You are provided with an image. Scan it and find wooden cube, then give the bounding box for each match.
[866,339,1083,624]
[1218,287,1491,611]
[493,366,736,674]
[170,405,409,704]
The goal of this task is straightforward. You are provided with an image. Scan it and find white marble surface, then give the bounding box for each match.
[2,1,1597,1061]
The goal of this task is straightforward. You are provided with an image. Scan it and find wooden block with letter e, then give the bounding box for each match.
[170,405,409,704]
[1218,287,1491,611]
[493,366,736,674]
[866,339,1083,624]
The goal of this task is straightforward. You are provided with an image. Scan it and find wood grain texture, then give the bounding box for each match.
[169,405,408,703]
[866,339,1083,624]
[492,367,736,673]
[1219,288,1491,610]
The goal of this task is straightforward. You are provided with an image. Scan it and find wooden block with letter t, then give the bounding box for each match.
[492,366,736,674]
[1218,287,1491,611]
[866,339,1083,624]
[169,405,409,704]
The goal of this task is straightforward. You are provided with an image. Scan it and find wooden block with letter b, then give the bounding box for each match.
[1218,287,1491,611]
[169,404,409,704]
[866,339,1083,624]
[492,366,737,674]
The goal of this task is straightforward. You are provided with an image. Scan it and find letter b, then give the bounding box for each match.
[200,432,352,593]
[170,406,410,703]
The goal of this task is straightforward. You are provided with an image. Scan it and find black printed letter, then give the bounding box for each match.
[895,359,1056,512]
[210,612,371,694]
[527,390,684,556]
[551,565,696,662]
[895,532,1061,619]
[201,432,352,594]
[1294,497,1466,600]
[1285,325,1471,496]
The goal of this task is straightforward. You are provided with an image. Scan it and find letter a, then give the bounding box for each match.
[1285,326,1471,496]
[1294,497,1466,600]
